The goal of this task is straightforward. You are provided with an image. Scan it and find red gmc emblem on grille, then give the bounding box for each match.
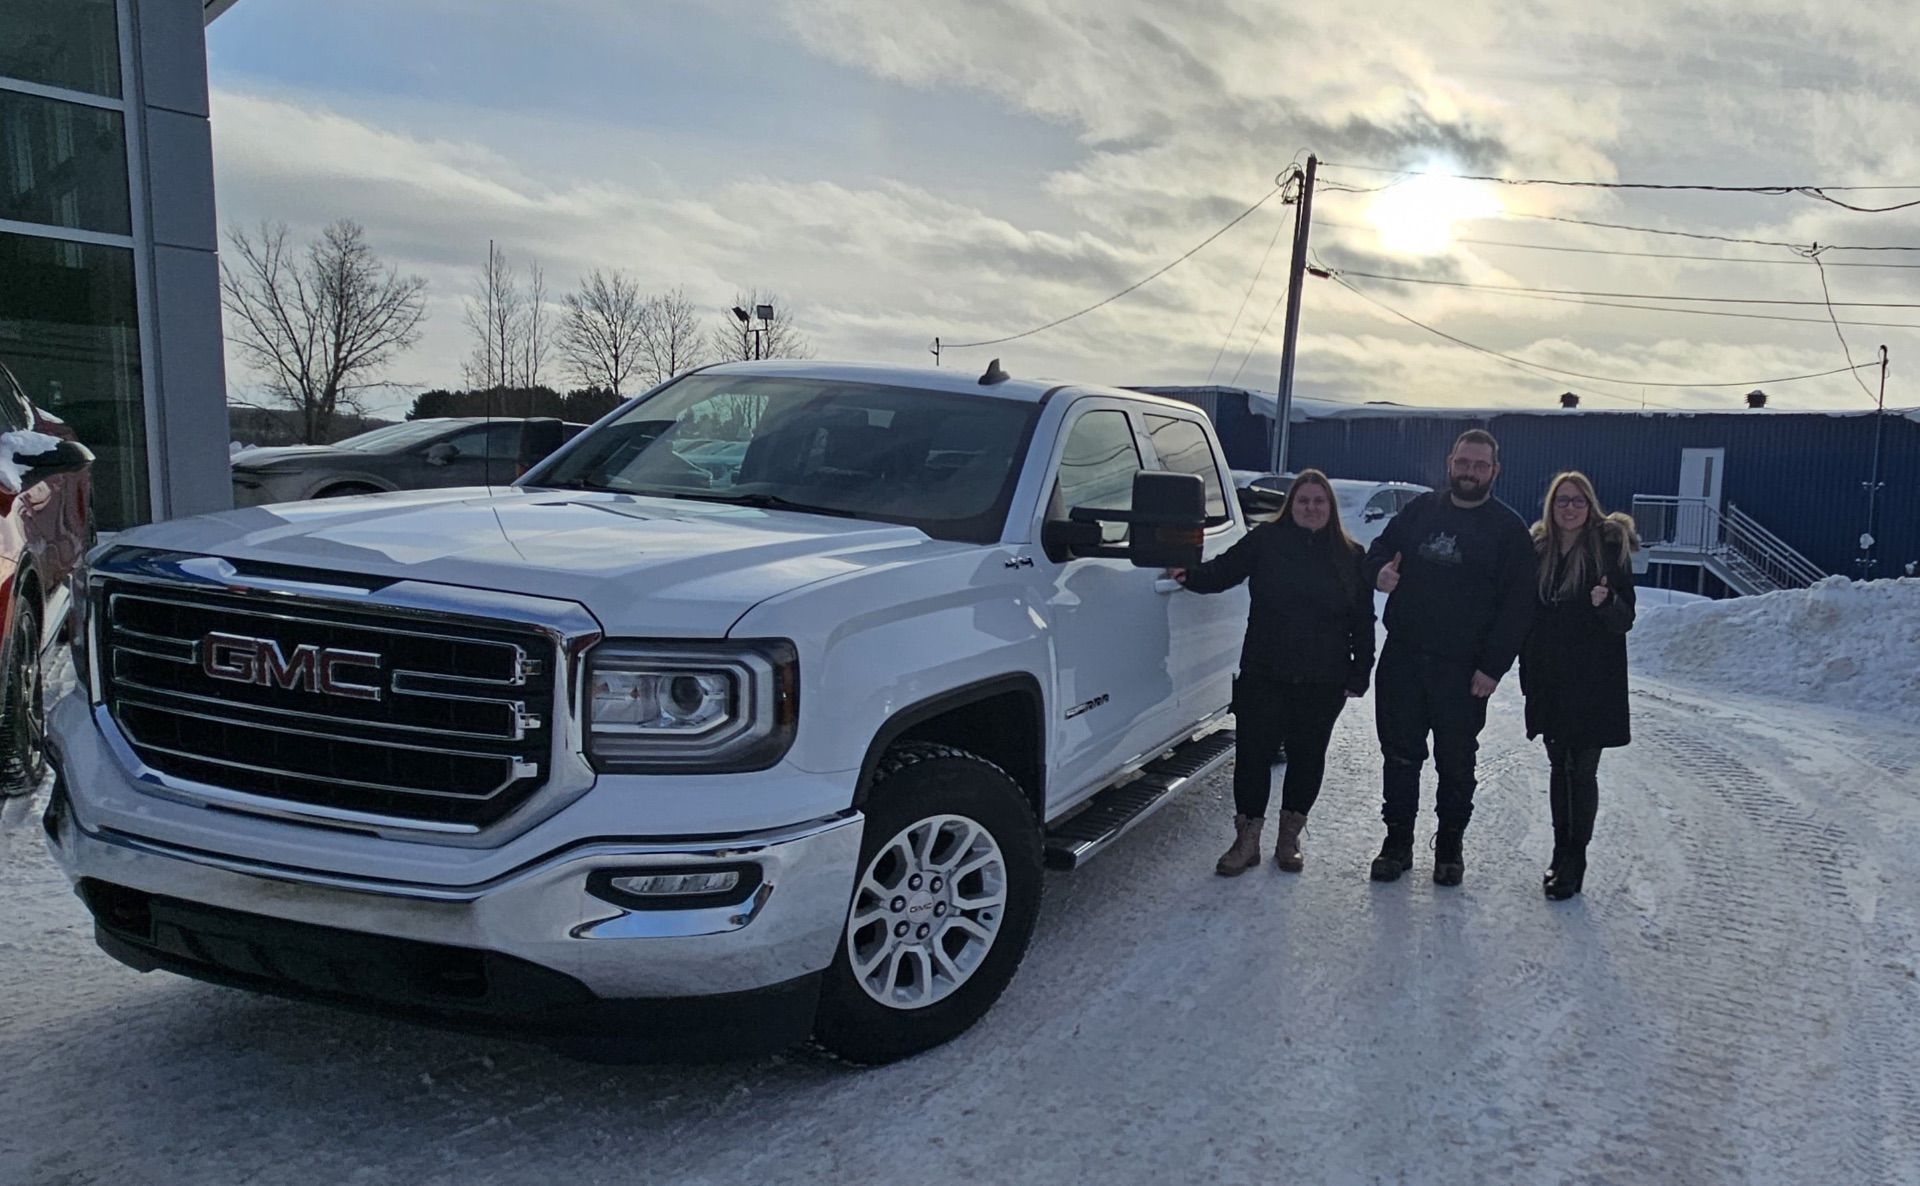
[199,632,385,701]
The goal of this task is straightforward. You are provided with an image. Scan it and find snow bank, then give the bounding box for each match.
[0,429,63,495]
[1631,576,1920,722]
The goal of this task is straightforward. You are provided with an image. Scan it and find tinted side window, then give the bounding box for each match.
[0,367,32,433]
[1054,410,1142,545]
[1143,414,1227,522]
[1365,490,1398,518]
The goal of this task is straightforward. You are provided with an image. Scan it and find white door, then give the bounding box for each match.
[1030,403,1184,809]
[1678,448,1725,548]
[1139,412,1247,722]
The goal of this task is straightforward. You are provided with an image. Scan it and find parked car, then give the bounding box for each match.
[1231,469,1295,521]
[1329,478,1431,548]
[229,417,588,506]
[0,360,92,798]
[48,360,1250,1064]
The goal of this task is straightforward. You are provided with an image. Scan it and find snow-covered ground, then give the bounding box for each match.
[3,582,1918,1185]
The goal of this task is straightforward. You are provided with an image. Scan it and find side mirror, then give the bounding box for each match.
[424,441,458,466]
[1056,471,1206,569]
[14,439,93,490]
[1363,506,1386,523]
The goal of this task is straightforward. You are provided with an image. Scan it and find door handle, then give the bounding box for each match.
[1153,578,1182,595]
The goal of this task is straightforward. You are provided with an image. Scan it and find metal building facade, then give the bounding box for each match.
[1153,387,1920,580]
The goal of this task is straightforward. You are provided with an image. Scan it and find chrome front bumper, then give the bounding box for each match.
[46,777,864,1002]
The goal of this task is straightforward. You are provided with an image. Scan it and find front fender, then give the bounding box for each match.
[729,548,1052,789]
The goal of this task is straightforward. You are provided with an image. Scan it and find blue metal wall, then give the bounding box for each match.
[1276,408,1920,579]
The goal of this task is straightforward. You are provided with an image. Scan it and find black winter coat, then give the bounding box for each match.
[1519,523,1637,749]
[1181,517,1376,694]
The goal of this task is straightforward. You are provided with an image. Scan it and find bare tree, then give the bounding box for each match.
[636,287,708,388]
[462,241,522,390]
[710,289,814,362]
[221,220,428,443]
[521,262,552,389]
[559,269,647,395]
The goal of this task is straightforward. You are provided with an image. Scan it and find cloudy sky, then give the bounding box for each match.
[205,0,1920,418]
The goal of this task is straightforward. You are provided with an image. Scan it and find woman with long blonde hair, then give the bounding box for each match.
[1173,469,1376,875]
[1518,472,1638,900]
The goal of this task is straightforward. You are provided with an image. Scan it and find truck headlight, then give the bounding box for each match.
[585,640,798,772]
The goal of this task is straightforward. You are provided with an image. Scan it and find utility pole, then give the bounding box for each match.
[930,337,941,367]
[1271,155,1317,474]
[1860,344,1889,578]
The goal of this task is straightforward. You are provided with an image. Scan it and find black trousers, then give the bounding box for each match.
[1374,641,1490,837]
[1232,671,1347,819]
[1545,740,1602,869]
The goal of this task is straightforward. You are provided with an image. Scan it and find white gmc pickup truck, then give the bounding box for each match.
[45,360,1252,1064]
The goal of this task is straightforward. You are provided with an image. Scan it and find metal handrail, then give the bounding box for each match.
[1629,494,1826,595]
[1725,503,1826,587]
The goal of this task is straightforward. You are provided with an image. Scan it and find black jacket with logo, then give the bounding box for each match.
[1182,517,1376,694]
[1362,491,1537,679]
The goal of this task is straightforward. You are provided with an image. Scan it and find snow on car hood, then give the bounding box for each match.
[111,487,967,637]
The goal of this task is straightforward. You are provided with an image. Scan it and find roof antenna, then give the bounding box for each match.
[978,358,1010,386]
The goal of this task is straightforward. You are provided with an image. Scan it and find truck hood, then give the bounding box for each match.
[115,488,970,636]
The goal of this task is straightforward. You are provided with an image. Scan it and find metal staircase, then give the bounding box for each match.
[1632,495,1826,597]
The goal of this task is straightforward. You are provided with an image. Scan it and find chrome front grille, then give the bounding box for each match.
[99,582,560,828]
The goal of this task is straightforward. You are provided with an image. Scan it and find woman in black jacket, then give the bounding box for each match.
[1518,471,1638,901]
[1174,469,1375,876]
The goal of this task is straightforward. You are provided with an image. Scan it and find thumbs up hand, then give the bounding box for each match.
[1377,552,1403,594]
[1591,575,1611,608]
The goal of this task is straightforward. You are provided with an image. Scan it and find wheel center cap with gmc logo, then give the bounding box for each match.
[199,632,385,701]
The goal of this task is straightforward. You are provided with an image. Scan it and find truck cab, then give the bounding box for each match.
[46,361,1248,1063]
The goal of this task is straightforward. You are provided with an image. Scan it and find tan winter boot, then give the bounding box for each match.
[1273,810,1308,873]
[1214,814,1263,876]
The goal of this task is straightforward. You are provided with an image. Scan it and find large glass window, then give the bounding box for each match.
[0,89,131,235]
[0,0,122,99]
[0,231,146,530]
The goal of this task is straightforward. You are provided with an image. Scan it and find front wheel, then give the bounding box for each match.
[812,743,1043,1064]
[0,603,48,798]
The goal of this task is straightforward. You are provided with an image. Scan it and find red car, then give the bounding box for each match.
[1,361,92,798]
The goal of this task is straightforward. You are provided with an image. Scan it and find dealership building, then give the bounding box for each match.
[2,0,233,532]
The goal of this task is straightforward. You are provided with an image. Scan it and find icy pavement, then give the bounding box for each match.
[5,643,1920,1184]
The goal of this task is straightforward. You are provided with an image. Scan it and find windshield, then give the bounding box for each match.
[531,375,1040,544]
[333,421,461,452]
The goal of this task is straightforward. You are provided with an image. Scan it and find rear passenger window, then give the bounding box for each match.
[1143,414,1227,524]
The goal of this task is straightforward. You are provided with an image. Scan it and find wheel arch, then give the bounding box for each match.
[854,674,1046,822]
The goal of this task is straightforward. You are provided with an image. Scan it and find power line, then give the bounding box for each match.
[945,179,1289,350]
[1206,180,1297,382]
[1328,267,1920,309]
[1311,216,1920,269]
[1497,209,1920,253]
[1795,245,1882,400]
[1320,264,1880,393]
[1320,162,1920,212]
[1391,284,1920,333]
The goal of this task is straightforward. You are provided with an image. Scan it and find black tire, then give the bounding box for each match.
[314,483,382,499]
[0,602,47,798]
[811,742,1044,1065]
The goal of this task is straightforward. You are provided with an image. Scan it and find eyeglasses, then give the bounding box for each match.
[1553,495,1590,510]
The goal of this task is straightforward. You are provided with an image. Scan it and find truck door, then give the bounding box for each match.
[1140,412,1247,723]
[1027,400,1185,807]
